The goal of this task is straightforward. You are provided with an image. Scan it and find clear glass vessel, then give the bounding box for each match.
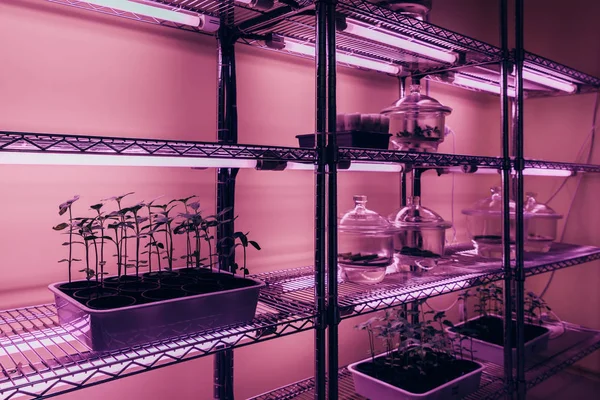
[381,84,452,153]
[338,195,394,284]
[524,192,562,253]
[389,196,452,272]
[462,187,531,259]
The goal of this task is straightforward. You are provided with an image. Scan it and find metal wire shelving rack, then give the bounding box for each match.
[1,1,599,399]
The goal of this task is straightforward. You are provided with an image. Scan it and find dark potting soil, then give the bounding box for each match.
[356,353,480,394]
[73,287,118,301]
[159,276,197,287]
[450,315,549,347]
[182,282,223,295]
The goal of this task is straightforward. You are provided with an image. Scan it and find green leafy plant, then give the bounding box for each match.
[228,231,261,277]
[174,200,207,270]
[525,291,551,325]
[152,201,178,272]
[53,195,81,282]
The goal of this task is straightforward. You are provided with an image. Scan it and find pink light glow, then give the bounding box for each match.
[283,40,400,75]
[83,0,202,27]
[453,74,516,97]
[523,168,574,177]
[522,68,577,93]
[345,20,457,64]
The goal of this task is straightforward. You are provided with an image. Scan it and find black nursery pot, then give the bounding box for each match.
[58,280,99,293]
[142,288,187,301]
[119,281,160,295]
[177,267,214,277]
[86,295,137,310]
[159,276,196,288]
[104,275,142,288]
[73,287,118,301]
[142,270,179,282]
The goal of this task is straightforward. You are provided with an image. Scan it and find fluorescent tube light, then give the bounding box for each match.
[0,152,257,169]
[283,40,400,75]
[82,0,219,31]
[344,162,403,172]
[522,68,577,93]
[345,19,457,64]
[523,168,574,177]
[453,74,516,97]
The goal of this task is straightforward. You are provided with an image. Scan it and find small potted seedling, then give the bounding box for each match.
[349,302,483,400]
[447,284,551,366]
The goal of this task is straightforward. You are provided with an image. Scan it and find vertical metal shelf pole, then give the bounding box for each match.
[499,0,514,398]
[326,0,338,399]
[215,23,238,400]
[314,0,328,398]
[514,0,526,398]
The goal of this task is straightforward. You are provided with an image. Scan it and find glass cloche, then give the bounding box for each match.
[389,196,452,271]
[462,187,531,259]
[381,84,452,153]
[524,192,562,253]
[338,195,394,284]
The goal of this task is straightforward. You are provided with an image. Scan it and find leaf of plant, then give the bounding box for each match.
[58,259,69,263]
[53,223,69,231]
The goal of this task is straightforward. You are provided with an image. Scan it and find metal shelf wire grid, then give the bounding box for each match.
[0,269,316,400]
[250,326,600,400]
[339,147,506,168]
[0,131,316,162]
[45,0,313,32]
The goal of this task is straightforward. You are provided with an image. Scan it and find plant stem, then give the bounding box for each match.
[68,207,73,282]
[93,238,99,284]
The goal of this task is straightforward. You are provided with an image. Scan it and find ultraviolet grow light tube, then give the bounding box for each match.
[283,40,400,75]
[453,74,516,97]
[522,68,577,93]
[82,0,204,27]
[344,19,457,64]
[0,152,405,172]
[445,166,574,177]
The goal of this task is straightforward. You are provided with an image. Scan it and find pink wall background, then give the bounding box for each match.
[0,0,598,398]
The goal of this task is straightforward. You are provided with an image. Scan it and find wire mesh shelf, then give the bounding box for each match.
[0,268,316,400]
[339,147,506,168]
[250,325,600,399]
[0,131,316,163]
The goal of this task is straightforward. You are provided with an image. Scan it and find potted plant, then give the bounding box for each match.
[447,283,551,365]
[348,302,484,400]
[48,193,265,352]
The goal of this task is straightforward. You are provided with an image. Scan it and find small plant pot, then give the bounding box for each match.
[159,276,196,288]
[86,295,137,310]
[119,281,159,295]
[142,271,178,282]
[142,288,187,301]
[57,281,99,293]
[104,275,141,288]
[348,352,483,400]
[177,267,214,277]
[182,282,223,295]
[73,287,118,301]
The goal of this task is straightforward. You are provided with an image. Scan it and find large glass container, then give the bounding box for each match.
[381,84,452,153]
[338,195,394,284]
[524,192,562,253]
[462,187,530,259]
[389,196,452,271]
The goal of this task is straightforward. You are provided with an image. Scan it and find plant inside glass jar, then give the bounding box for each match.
[338,252,389,266]
[396,124,441,139]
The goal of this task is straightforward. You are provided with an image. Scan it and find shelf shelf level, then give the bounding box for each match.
[249,326,600,399]
[0,269,316,400]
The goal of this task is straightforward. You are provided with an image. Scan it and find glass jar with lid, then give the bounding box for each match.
[389,196,452,271]
[338,195,394,284]
[462,186,531,259]
[524,192,562,253]
[381,84,452,153]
